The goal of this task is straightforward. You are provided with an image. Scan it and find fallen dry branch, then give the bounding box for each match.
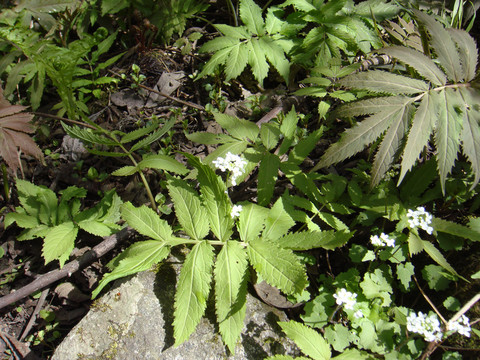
[0,227,135,311]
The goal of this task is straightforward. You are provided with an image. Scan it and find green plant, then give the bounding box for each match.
[4,179,122,267]
[91,152,349,352]
[313,10,480,193]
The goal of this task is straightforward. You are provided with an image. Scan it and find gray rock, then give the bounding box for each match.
[52,262,300,360]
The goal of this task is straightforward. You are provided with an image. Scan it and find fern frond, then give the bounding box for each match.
[379,46,446,86]
[339,71,429,95]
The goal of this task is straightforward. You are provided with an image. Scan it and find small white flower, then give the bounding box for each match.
[370,235,384,246]
[370,233,395,247]
[353,310,364,318]
[407,311,443,342]
[333,288,357,310]
[230,204,243,218]
[448,315,471,337]
[407,207,434,234]
[212,152,247,186]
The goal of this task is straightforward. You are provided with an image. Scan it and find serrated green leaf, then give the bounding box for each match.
[398,92,436,184]
[459,88,480,188]
[260,122,281,150]
[408,232,424,256]
[214,241,248,353]
[237,202,269,242]
[447,29,478,82]
[112,166,138,176]
[397,262,415,292]
[262,197,295,241]
[275,230,352,251]
[167,177,209,240]
[339,71,429,95]
[422,240,459,277]
[247,38,269,86]
[379,46,446,86]
[174,241,214,346]
[260,37,290,83]
[198,45,235,79]
[225,43,249,80]
[333,96,411,118]
[121,202,173,243]
[4,211,40,229]
[130,117,175,152]
[213,112,259,142]
[315,106,406,171]
[317,212,348,231]
[414,10,463,82]
[432,218,480,242]
[433,88,463,193]
[360,267,393,306]
[62,123,117,146]
[289,128,324,166]
[278,321,331,360]
[185,154,233,241]
[248,238,307,295]
[42,222,77,267]
[239,0,265,35]
[186,131,234,145]
[331,348,372,360]
[258,153,280,206]
[138,154,188,175]
[77,220,119,237]
[92,240,170,298]
[214,24,250,39]
[371,104,412,186]
[120,121,159,144]
[199,36,240,53]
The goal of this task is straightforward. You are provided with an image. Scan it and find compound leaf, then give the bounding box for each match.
[447,28,478,82]
[239,0,265,36]
[42,221,77,268]
[237,202,269,242]
[263,197,295,241]
[225,43,249,80]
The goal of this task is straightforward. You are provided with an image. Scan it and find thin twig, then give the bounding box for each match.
[412,273,447,323]
[19,288,49,341]
[32,112,97,130]
[0,227,135,311]
[449,292,480,324]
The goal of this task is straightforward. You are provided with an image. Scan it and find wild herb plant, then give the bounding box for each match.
[313,10,480,193]
[4,180,122,267]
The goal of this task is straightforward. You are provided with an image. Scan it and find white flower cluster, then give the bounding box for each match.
[230,204,242,218]
[406,311,443,342]
[333,288,357,310]
[406,207,434,234]
[370,233,395,247]
[212,152,247,186]
[448,315,471,337]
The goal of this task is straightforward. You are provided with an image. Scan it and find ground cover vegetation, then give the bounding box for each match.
[0,0,479,358]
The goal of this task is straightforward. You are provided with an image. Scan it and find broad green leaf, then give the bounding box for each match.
[397,262,415,292]
[247,238,307,295]
[121,202,173,243]
[77,220,119,237]
[260,122,281,150]
[130,117,175,152]
[239,0,265,35]
[414,10,463,82]
[407,232,424,256]
[317,212,349,231]
[331,348,372,360]
[247,38,269,86]
[112,166,138,176]
[278,321,331,360]
[16,179,57,224]
[237,202,269,242]
[447,29,478,82]
[379,46,446,86]
[120,121,159,143]
[174,241,214,345]
[198,45,235,79]
[334,96,411,118]
[263,197,295,241]
[213,112,259,142]
[398,92,436,184]
[289,128,324,166]
[422,240,459,277]
[5,211,40,229]
[225,43,249,80]
[214,24,250,39]
[459,87,480,188]
[92,240,170,298]
[101,0,129,15]
[199,36,239,53]
[433,89,463,193]
[214,241,248,353]
[42,221,78,267]
[315,106,406,171]
[138,154,188,175]
[167,177,209,240]
[275,230,352,250]
[258,153,280,206]
[432,218,480,242]
[371,104,412,186]
[360,268,393,306]
[185,154,233,241]
[339,71,429,95]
